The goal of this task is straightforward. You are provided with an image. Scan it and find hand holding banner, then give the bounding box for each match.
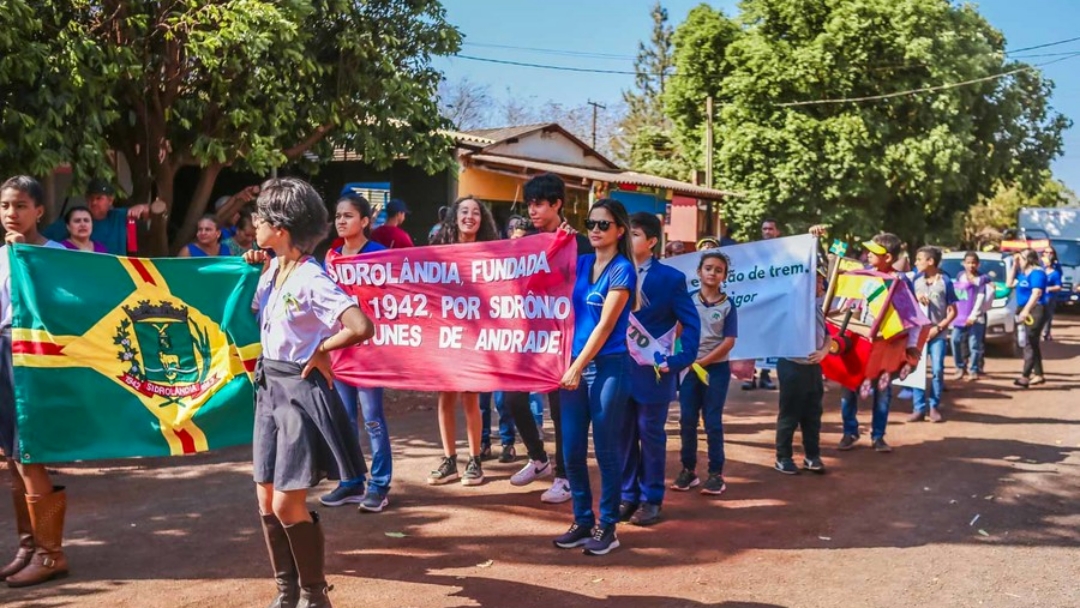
[327,232,576,393]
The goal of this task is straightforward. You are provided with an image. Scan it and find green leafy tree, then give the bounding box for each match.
[614,2,683,174]
[2,1,460,254]
[955,175,1076,248]
[665,0,1070,244]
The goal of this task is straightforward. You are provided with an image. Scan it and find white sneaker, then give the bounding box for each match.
[541,477,571,504]
[510,459,552,487]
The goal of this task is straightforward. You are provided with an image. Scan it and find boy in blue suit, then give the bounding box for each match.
[618,213,701,526]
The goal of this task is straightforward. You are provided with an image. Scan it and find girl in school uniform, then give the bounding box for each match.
[673,251,738,496]
[319,193,394,512]
[426,195,499,487]
[552,198,636,557]
[244,178,374,608]
[0,176,70,588]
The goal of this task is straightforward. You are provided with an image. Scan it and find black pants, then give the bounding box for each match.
[505,390,565,478]
[1022,305,1048,378]
[775,359,823,460]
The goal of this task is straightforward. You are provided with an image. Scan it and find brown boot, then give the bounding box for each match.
[261,513,299,608]
[284,512,332,608]
[0,466,34,581]
[6,486,68,588]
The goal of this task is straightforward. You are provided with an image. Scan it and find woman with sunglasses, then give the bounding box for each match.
[552,199,636,556]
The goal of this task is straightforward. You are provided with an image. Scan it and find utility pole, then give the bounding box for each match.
[587,99,607,149]
[705,95,714,189]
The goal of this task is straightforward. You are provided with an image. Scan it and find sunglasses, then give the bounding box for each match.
[585,219,614,232]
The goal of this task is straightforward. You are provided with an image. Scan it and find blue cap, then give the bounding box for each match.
[386,198,408,215]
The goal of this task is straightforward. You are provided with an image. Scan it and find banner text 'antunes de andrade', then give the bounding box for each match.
[327,232,576,393]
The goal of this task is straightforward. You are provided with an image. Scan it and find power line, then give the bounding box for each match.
[455,54,641,75]
[462,41,635,61]
[1007,35,1080,54]
[774,52,1080,108]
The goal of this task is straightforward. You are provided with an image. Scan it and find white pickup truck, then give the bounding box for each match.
[1018,207,1080,306]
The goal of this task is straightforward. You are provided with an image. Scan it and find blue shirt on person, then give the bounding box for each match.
[1015,268,1049,307]
[571,253,636,359]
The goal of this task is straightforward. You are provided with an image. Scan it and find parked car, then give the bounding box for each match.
[940,252,1017,353]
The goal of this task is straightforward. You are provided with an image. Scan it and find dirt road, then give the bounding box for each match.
[2,319,1078,608]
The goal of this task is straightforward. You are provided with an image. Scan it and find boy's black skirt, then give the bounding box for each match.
[253,358,367,491]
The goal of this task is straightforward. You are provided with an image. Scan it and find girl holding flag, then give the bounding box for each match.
[245,177,373,608]
[319,193,394,513]
[426,196,500,487]
[553,199,636,556]
[0,176,70,588]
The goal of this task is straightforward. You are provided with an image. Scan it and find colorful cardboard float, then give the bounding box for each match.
[820,257,931,394]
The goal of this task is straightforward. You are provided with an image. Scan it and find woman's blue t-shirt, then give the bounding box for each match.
[1015,268,1049,307]
[571,253,636,358]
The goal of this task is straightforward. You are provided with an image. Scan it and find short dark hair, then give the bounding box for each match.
[257,177,329,254]
[523,173,565,213]
[198,214,221,229]
[761,218,779,228]
[630,212,662,241]
[1,175,46,207]
[916,245,942,265]
[963,251,980,264]
[63,204,92,224]
[872,232,903,258]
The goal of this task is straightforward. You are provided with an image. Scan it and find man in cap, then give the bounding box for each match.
[371,198,414,249]
[44,179,149,255]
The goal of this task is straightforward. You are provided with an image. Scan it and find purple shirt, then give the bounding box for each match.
[952,273,988,327]
[253,257,356,364]
[61,239,109,254]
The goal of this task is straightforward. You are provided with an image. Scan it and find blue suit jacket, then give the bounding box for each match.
[629,258,701,404]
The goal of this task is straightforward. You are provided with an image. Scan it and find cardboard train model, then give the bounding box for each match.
[820,257,931,395]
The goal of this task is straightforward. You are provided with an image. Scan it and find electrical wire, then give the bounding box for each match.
[462,42,635,61]
[454,54,641,75]
[1007,35,1080,54]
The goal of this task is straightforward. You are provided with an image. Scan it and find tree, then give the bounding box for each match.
[2,1,461,254]
[955,175,1076,247]
[438,77,493,130]
[665,0,1070,244]
[614,2,680,169]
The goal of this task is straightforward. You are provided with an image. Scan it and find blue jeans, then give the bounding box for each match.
[951,323,985,374]
[479,392,516,447]
[333,381,392,491]
[560,353,631,528]
[912,336,947,413]
[678,361,731,475]
[529,393,544,427]
[620,396,670,505]
[840,385,891,440]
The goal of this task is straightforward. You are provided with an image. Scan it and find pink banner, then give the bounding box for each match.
[327,232,577,392]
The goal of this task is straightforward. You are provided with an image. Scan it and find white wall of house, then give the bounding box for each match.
[484,130,611,169]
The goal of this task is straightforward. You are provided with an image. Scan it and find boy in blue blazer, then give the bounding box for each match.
[618,213,701,526]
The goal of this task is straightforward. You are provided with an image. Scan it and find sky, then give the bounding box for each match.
[434,0,1080,192]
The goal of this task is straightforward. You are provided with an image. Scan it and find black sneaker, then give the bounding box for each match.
[358,487,389,512]
[617,501,639,522]
[872,437,893,453]
[803,457,826,474]
[427,456,459,485]
[741,378,757,391]
[629,503,661,527]
[837,434,859,451]
[319,482,365,507]
[670,468,700,491]
[553,523,593,549]
[760,377,777,390]
[498,444,518,464]
[582,525,620,556]
[461,456,485,486]
[479,444,494,462]
[774,458,799,475]
[700,473,727,496]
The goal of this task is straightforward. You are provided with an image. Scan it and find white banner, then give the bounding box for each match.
[662,234,817,361]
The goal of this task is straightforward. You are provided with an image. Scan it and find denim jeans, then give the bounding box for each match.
[479,391,516,447]
[333,381,392,491]
[912,336,948,413]
[619,396,670,506]
[840,385,891,440]
[678,361,731,475]
[529,393,544,427]
[951,323,986,374]
[560,353,631,528]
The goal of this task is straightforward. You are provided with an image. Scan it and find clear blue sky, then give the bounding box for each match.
[435,0,1079,191]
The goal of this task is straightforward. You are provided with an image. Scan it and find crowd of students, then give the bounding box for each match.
[0,171,1069,606]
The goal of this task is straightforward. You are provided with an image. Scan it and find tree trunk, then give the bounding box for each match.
[146,167,177,258]
[172,164,223,255]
